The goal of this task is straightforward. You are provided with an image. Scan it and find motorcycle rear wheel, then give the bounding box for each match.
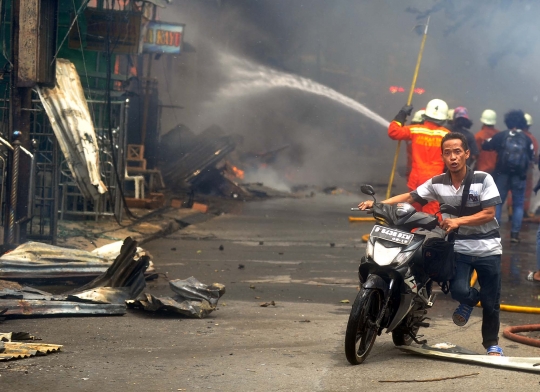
[344,288,382,365]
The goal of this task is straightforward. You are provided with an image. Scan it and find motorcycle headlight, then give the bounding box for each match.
[373,242,401,266]
[392,250,415,267]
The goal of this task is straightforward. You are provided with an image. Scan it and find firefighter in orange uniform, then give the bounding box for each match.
[388,99,450,214]
[475,109,499,174]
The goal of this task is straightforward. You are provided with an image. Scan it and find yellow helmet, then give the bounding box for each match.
[525,113,533,126]
[480,109,497,126]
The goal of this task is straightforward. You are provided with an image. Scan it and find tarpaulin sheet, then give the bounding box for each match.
[37,59,107,200]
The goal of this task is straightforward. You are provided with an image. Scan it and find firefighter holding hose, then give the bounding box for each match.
[387,99,450,214]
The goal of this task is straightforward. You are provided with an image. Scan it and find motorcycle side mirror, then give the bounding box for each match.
[360,184,375,196]
[440,204,459,215]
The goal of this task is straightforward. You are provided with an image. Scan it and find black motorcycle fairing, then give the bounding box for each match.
[362,274,389,296]
[403,212,438,231]
[372,203,438,231]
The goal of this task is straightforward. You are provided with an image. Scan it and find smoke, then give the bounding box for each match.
[156,0,540,191]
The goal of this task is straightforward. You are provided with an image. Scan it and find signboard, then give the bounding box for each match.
[142,21,184,54]
[69,9,142,54]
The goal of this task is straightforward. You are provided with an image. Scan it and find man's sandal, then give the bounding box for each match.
[452,303,474,327]
[487,345,504,356]
[526,271,540,283]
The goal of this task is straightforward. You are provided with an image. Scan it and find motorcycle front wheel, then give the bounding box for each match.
[344,288,382,365]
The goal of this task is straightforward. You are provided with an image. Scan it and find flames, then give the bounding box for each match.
[231,165,244,179]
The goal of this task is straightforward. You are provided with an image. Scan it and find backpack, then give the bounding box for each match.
[499,131,531,175]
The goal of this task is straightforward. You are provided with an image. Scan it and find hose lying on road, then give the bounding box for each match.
[503,324,540,348]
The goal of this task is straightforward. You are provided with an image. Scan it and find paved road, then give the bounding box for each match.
[2,194,540,391]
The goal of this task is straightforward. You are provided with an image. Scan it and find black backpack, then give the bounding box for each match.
[499,131,531,176]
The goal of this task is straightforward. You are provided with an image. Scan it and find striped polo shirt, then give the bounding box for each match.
[411,170,502,256]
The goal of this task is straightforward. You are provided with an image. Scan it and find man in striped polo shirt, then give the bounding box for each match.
[358,132,503,356]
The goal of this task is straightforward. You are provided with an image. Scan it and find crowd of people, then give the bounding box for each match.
[395,100,538,245]
[359,99,540,357]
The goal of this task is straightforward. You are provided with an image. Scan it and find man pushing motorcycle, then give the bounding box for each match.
[359,132,504,356]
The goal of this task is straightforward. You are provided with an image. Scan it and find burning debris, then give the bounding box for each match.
[158,124,293,199]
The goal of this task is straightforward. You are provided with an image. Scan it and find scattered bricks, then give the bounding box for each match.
[170,198,183,208]
[191,202,208,213]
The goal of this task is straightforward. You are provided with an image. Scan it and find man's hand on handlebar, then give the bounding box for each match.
[440,217,460,233]
[358,200,374,210]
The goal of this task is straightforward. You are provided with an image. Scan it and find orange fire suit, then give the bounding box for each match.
[475,125,499,174]
[388,120,449,214]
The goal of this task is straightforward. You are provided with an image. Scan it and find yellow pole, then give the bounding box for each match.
[386,16,430,199]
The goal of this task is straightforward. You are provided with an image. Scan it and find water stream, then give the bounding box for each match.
[217,53,390,128]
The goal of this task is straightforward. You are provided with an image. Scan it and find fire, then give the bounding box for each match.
[231,165,244,179]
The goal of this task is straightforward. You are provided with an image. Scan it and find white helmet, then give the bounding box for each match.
[447,109,455,121]
[480,109,497,126]
[425,99,449,121]
[411,109,425,123]
[525,113,533,126]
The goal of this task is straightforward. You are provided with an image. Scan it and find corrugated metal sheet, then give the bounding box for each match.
[0,300,126,317]
[127,277,226,319]
[0,341,62,362]
[36,59,107,200]
[67,237,149,304]
[0,240,156,281]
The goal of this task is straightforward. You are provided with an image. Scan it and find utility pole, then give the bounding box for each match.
[7,0,32,244]
[6,0,58,244]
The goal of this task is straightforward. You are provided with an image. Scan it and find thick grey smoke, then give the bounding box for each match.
[156,0,540,190]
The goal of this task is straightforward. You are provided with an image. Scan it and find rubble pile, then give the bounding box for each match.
[0,237,225,319]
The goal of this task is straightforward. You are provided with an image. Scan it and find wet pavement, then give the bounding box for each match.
[497,217,540,308]
[2,193,540,391]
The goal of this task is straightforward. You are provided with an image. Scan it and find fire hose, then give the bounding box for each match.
[469,270,540,347]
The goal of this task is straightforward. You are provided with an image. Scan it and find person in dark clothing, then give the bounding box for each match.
[451,106,479,167]
[483,110,534,243]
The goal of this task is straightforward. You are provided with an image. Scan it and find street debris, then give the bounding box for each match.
[65,237,150,304]
[37,59,107,200]
[0,240,156,282]
[0,332,62,362]
[0,237,226,321]
[340,299,350,304]
[219,245,224,251]
[249,285,255,289]
[259,301,275,307]
[0,332,40,341]
[330,243,335,247]
[0,237,148,318]
[238,264,245,269]
[379,372,479,383]
[127,277,226,318]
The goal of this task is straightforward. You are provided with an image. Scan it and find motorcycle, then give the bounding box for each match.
[344,184,455,365]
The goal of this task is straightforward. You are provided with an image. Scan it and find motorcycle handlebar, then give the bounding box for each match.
[351,207,373,213]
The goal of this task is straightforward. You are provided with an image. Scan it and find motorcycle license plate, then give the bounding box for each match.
[370,225,414,245]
